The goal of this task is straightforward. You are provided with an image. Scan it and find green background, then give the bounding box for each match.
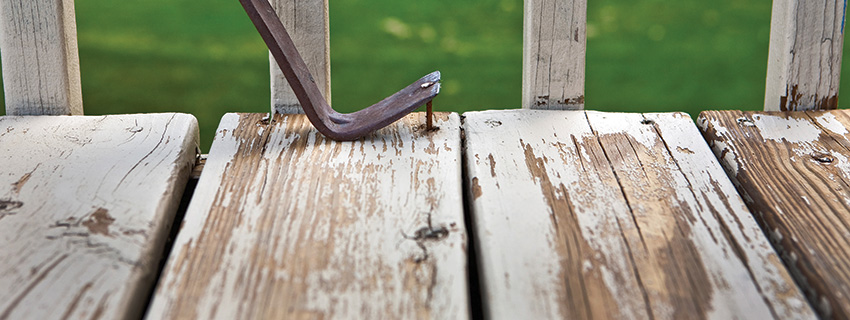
[1,0,847,151]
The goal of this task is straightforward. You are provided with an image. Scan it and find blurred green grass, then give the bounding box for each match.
[1,0,848,151]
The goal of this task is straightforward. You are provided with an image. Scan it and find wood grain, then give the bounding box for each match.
[147,112,468,319]
[269,0,330,115]
[0,114,199,319]
[699,110,850,318]
[0,0,83,115]
[764,0,846,111]
[464,110,814,319]
[522,0,586,110]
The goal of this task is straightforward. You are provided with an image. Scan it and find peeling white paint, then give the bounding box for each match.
[753,114,822,144]
[716,141,740,177]
[831,153,850,180]
[710,119,731,136]
[814,113,850,136]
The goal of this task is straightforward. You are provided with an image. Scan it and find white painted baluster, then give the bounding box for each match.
[269,0,331,115]
[764,0,847,111]
[522,0,586,110]
[0,0,83,115]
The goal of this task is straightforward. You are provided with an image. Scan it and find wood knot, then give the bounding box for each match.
[811,152,834,164]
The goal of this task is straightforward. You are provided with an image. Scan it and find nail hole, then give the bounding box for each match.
[640,119,655,125]
[737,117,755,127]
[416,124,440,132]
[259,114,271,125]
[812,152,834,163]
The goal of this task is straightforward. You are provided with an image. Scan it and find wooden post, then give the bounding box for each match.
[764,0,847,111]
[0,0,83,115]
[269,0,330,115]
[522,0,586,110]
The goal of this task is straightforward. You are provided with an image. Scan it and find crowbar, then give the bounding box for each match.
[239,0,441,140]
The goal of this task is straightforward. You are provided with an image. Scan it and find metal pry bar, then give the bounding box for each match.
[239,0,440,140]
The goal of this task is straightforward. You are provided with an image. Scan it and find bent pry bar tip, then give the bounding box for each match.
[239,0,440,141]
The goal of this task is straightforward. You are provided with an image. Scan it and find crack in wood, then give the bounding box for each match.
[116,114,176,191]
[404,212,450,263]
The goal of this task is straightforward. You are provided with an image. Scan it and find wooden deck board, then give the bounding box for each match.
[0,114,199,319]
[147,112,468,319]
[699,110,850,318]
[464,110,814,319]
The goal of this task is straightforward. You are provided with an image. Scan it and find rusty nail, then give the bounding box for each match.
[426,101,434,131]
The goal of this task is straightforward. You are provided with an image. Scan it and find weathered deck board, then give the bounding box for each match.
[0,114,199,319]
[147,112,468,319]
[464,110,814,319]
[699,110,850,318]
